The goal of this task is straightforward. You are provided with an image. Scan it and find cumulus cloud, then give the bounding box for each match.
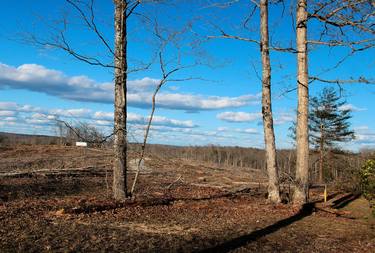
[217,126,259,135]
[130,124,234,140]
[93,111,113,121]
[93,111,196,128]
[217,127,228,132]
[237,128,259,134]
[0,63,260,111]
[0,110,16,117]
[274,112,295,125]
[338,104,366,112]
[353,125,375,145]
[129,93,260,112]
[354,126,369,131]
[0,101,42,112]
[217,111,262,122]
[0,101,197,130]
[49,108,92,118]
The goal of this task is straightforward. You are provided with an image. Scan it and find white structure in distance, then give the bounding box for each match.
[75,142,88,147]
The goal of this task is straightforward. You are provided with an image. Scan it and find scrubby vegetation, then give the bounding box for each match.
[360,159,375,216]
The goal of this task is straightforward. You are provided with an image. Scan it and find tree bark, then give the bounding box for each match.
[319,123,324,183]
[294,0,309,204]
[260,0,281,203]
[113,0,128,200]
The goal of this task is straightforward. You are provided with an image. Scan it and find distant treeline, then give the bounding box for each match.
[1,131,374,187]
[140,144,373,186]
[0,132,61,146]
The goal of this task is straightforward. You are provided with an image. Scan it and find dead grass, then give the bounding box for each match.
[0,145,374,252]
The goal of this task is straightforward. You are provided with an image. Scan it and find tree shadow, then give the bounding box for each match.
[64,188,265,214]
[0,178,82,201]
[197,203,315,253]
[331,193,361,209]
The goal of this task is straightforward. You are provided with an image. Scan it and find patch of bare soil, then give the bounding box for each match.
[0,145,374,252]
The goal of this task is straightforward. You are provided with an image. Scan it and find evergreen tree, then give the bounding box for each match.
[289,87,355,182]
[310,87,355,182]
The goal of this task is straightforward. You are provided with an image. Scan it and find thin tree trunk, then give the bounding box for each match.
[260,0,281,203]
[113,0,128,200]
[294,0,309,204]
[319,123,324,183]
[131,81,165,195]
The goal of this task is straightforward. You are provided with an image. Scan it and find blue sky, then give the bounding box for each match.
[0,0,374,151]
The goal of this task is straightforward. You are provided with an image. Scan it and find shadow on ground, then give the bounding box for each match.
[198,203,315,253]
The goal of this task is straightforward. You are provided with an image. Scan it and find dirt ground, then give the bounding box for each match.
[0,145,374,252]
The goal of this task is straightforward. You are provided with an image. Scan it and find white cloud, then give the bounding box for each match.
[128,92,260,112]
[152,116,196,128]
[217,126,259,135]
[0,121,16,126]
[0,63,260,111]
[354,126,369,131]
[355,133,375,144]
[93,111,196,128]
[0,101,42,112]
[94,111,113,121]
[217,127,229,131]
[0,110,16,117]
[217,111,262,122]
[274,112,294,125]
[25,118,52,125]
[94,120,112,126]
[0,101,198,131]
[3,117,17,121]
[49,108,92,118]
[338,104,366,112]
[237,128,259,134]
[352,125,375,146]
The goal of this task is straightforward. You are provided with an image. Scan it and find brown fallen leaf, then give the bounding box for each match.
[54,208,65,216]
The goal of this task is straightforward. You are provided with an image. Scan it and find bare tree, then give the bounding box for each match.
[55,119,114,146]
[292,0,374,203]
[130,19,202,195]
[113,0,130,200]
[130,53,197,194]
[22,0,148,200]
[206,0,282,203]
[293,0,310,204]
[307,0,374,85]
[260,0,281,203]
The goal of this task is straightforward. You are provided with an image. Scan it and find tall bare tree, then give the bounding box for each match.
[260,0,281,203]
[292,0,374,203]
[113,0,129,200]
[23,0,143,200]
[206,0,285,203]
[294,0,309,204]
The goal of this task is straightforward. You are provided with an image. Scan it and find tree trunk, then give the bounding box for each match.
[260,0,281,203]
[319,123,324,183]
[113,0,128,200]
[293,0,309,204]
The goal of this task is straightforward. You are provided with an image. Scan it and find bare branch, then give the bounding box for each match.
[207,31,298,53]
[126,0,141,18]
[309,76,375,85]
[200,0,241,9]
[66,0,115,56]
[55,119,114,145]
[308,38,375,47]
[279,76,375,98]
[130,49,199,195]
[25,33,115,68]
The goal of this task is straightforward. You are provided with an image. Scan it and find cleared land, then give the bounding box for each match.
[0,145,374,252]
